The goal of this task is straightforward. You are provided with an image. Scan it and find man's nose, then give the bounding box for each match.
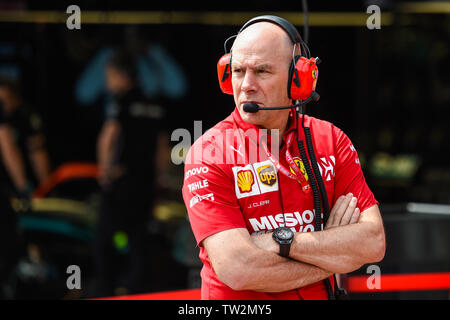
[241,71,258,93]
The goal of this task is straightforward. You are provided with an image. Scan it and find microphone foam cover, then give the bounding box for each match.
[243,102,259,113]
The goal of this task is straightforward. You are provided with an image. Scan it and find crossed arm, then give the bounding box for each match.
[203,194,386,292]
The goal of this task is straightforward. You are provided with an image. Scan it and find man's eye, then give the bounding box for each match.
[233,68,242,73]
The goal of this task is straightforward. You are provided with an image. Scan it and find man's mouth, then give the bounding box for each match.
[241,101,262,109]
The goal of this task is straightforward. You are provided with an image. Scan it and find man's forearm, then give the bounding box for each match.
[97,133,114,177]
[235,248,332,292]
[291,205,385,273]
[30,150,51,184]
[207,228,332,293]
[253,227,366,275]
[289,223,381,273]
[0,127,28,191]
[251,206,385,274]
[97,120,120,176]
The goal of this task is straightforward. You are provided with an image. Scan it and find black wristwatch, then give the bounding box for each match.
[272,227,294,257]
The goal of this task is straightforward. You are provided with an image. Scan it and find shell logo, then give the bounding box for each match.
[237,170,254,193]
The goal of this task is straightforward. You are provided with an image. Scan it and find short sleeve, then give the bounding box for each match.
[182,144,246,247]
[332,126,378,213]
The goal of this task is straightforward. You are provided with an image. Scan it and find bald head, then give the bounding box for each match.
[233,22,293,65]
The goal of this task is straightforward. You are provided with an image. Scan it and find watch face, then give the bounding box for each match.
[276,227,293,240]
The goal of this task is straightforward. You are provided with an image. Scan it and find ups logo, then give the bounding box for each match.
[257,164,277,187]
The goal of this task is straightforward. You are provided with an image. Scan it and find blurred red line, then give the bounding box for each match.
[346,272,450,292]
[92,273,450,298]
[95,288,201,300]
[33,162,99,198]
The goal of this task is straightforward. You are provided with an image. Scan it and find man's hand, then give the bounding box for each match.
[325,193,360,229]
[98,165,126,188]
[252,193,361,252]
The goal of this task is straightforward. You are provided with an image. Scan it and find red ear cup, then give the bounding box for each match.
[217,53,233,95]
[289,56,319,101]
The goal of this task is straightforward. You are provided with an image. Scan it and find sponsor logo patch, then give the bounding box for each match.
[187,179,209,193]
[248,210,323,234]
[257,164,277,187]
[289,157,309,182]
[237,170,255,193]
[232,164,260,199]
[189,193,215,208]
[318,156,336,182]
[232,160,278,199]
[185,166,209,180]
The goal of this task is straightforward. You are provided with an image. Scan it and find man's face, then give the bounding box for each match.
[231,22,293,130]
[0,87,15,112]
[105,65,132,96]
[0,87,8,106]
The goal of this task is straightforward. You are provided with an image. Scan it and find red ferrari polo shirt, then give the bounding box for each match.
[182,107,378,300]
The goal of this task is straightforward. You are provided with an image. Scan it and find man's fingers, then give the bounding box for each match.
[340,197,358,225]
[331,193,353,226]
[326,196,344,227]
[349,207,360,224]
[329,195,345,216]
[326,193,353,229]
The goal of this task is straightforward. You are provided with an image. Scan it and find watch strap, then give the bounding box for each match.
[279,242,291,257]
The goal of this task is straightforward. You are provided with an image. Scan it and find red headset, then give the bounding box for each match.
[217,15,319,101]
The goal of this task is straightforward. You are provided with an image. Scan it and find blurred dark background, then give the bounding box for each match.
[0,0,449,299]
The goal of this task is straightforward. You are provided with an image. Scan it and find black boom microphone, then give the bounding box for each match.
[243,92,320,113]
[243,102,295,113]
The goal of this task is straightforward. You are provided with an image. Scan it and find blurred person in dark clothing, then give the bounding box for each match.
[0,78,51,188]
[0,78,51,298]
[93,50,169,297]
[0,100,29,298]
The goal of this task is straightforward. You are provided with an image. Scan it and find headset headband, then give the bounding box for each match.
[237,15,310,58]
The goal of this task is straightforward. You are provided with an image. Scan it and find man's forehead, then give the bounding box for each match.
[231,22,292,63]
[231,55,275,70]
[233,21,291,49]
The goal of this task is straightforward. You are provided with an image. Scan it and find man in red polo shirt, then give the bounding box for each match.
[182,17,385,300]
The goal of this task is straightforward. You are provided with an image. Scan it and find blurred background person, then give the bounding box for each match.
[92,49,169,297]
[0,77,51,188]
[0,100,28,298]
[0,77,51,298]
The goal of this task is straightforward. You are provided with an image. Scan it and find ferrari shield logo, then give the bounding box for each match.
[290,157,309,182]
